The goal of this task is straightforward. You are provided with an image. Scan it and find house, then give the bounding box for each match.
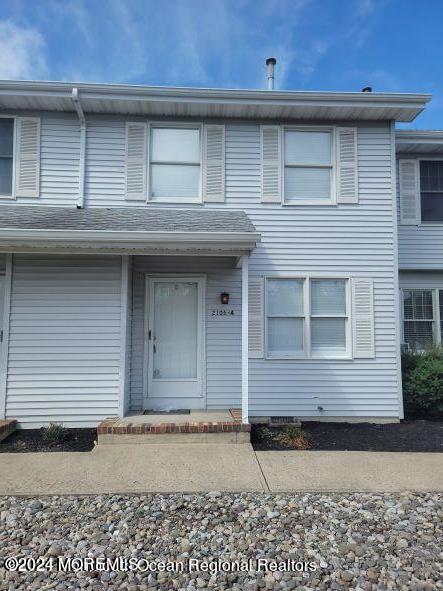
[396,131,443,353]
[0,79,433,428]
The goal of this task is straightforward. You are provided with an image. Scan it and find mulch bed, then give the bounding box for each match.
[252,420,443,453]
[0,428,96,453]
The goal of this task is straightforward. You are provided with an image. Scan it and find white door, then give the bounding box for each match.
[146,277,205,410]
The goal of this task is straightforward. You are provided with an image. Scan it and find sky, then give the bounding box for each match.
[0,0,442,128]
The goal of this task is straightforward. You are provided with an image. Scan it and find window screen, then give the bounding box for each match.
[150,127,200,200]
[403,290,434,351]
[284,130,332,202]
[420,161,443,222]
[0,118,14,196]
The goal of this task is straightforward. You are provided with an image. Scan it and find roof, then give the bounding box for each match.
[0,206,259,255]
[0,80,431,122]
[396,130,443,153]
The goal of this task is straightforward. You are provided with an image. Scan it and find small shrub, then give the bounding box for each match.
[275,425,311,450]
[41,423,69,444]
[254,426,275,446]
[402,346,443,419]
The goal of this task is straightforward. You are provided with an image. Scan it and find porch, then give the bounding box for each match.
[0,206,259,428]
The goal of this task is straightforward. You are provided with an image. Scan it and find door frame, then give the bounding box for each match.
[143,274,206,410]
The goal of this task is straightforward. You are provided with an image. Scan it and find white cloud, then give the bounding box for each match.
[0,20,48,79]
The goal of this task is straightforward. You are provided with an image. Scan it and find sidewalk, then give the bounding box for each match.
[0,444,442,495]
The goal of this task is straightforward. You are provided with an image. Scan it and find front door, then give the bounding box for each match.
[146,277,205,410]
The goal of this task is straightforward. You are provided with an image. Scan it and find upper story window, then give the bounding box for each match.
[266,277,349,358]
[284,129,333,204]
[420,160,443,222]
[0,118,14,197]
[149,127,201,202]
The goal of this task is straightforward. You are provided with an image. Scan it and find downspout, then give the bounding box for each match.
[72,88,86,209]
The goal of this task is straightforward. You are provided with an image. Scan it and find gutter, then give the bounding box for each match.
[72,88,86,209]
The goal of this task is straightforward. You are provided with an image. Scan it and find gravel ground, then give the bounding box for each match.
[0,493,441,590]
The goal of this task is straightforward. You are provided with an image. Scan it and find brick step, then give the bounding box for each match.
[97,418,250,444]
[0,419,17,443]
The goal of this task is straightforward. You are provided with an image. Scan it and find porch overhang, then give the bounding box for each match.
[0,206,259,256]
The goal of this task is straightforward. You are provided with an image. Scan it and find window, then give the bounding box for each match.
[420,161,443,222]
[0,118,14,197]
[266,277,349,358]
[402,290,435,351]
[149,127,201,201]
[284,129,333,204]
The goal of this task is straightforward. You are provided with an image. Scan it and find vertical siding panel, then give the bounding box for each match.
[5,255,122,427]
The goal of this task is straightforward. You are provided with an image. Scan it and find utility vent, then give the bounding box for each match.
[269,416,301,426]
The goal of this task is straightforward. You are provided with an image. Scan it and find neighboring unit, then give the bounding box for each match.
[0,80,433,427]
[397,130,443,352]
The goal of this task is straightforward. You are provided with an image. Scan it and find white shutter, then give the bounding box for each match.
[248,277,264,358]
[203,125,225,202]
[260,125,281,203]
[352,278,375,358]
[399,159,420,224]
[125,122,147,200]
[336,127,358,204]
[15,117,40,198]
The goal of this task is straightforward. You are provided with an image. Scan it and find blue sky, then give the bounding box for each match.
[0,0,442,128]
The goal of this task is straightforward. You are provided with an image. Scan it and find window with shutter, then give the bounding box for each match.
[336,127,358,204]
[203,125,225,202]
[125,122,147,201]
[352,278,375,358]
[248,277,264,358]
[399,159,419,225]
[15,117,40,198]
[260,126,281,203]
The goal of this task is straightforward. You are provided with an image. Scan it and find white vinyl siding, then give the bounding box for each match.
[7,115,81,207]
[5,255,123,427]
[219,122,399,418]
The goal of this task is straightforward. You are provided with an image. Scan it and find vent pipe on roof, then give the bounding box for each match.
[362,86,372,93]
[266,57,277,90]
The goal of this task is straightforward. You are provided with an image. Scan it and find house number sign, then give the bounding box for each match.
[211,308,235,317]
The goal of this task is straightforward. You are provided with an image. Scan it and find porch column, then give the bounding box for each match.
[241,254,249,423]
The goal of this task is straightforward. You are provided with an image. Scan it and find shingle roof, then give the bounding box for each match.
[0,206,256,234]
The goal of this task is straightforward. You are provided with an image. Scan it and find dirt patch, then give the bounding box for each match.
[252,420,443,452]
[0,428,96,453]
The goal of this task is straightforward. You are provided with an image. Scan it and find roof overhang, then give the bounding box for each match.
[0,80,431,122]
[0,229,260,256]
[396,130,443,153]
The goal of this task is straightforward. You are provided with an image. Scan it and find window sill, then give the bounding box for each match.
[282,200,336,207]
[266,355,352,361]
[147,198,203,206]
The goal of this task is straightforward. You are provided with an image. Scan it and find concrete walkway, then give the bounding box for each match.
[0,444,442,495]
